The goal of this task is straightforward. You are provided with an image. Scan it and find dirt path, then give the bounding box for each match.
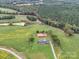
[0,22,25,26]
[49,41,58,59]
[0,47,23,59]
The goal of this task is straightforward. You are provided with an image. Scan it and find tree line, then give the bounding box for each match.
[27,15,37,21]
[37,16,79,34]
[38,5,79,27]
[0,16,15,20]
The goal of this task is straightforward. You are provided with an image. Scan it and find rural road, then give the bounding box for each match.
[0,22,25,26]
[0,48,23,59]
[49,41,58,59]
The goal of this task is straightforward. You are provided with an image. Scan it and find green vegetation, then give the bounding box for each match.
[27,15,37,21]
[0,50,17,59]
[15,5,39,12]
[0,7,17,14]
[0,2,79,27]
[0,4,38,13]
[49,27,79,59]
[63,24,74,36]
[0,14,28,23]
[0,3,79,59]
[0,24,54,59]
[38,5,79,26]
[0,15,15,20]
[0,24,78,59]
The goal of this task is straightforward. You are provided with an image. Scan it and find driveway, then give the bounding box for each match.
[49,41,58,59]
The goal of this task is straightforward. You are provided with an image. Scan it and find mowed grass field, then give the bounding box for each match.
[0,50,17,59]
[51,26,79,59]
[0,24,79,59]
[0,24,54,59]
[60,34,79,59]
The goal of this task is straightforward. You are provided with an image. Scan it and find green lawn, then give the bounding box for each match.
[0,50,17,59]
[59,34,79,59]
[0,24,79,59]
[51,26,79,59]
[0,24,54,59]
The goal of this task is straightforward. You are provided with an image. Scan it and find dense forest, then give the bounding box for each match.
[38,4,79,26]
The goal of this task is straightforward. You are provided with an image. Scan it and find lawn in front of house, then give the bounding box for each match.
[0,24,54,59]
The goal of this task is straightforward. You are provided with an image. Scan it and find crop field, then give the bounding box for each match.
[15,5,39,12]
[0,7,17,13]
[0,14,29,22]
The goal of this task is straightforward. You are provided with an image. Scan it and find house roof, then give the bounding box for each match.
[37,33,47,37]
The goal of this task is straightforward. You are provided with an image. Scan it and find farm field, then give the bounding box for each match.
[0,7,17,13]
[0,14,29,23]
[15,5,39,12]
[60,34,79,59]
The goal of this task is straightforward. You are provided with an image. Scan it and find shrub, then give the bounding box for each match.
[51,34,61,47]
[64,24,74,36]
[9,22,13,26]
[27,16,37,21]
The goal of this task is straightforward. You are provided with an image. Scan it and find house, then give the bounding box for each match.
[37,33,47,38]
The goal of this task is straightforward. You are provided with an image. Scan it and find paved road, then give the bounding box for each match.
[49,41,58,59]
[0,48,23,59]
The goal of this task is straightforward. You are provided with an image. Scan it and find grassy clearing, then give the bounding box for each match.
[50,27,79,59]
[0,50,17,59]
[0,24,79,59]
[59,34,79,59]
[0,24,54,59]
